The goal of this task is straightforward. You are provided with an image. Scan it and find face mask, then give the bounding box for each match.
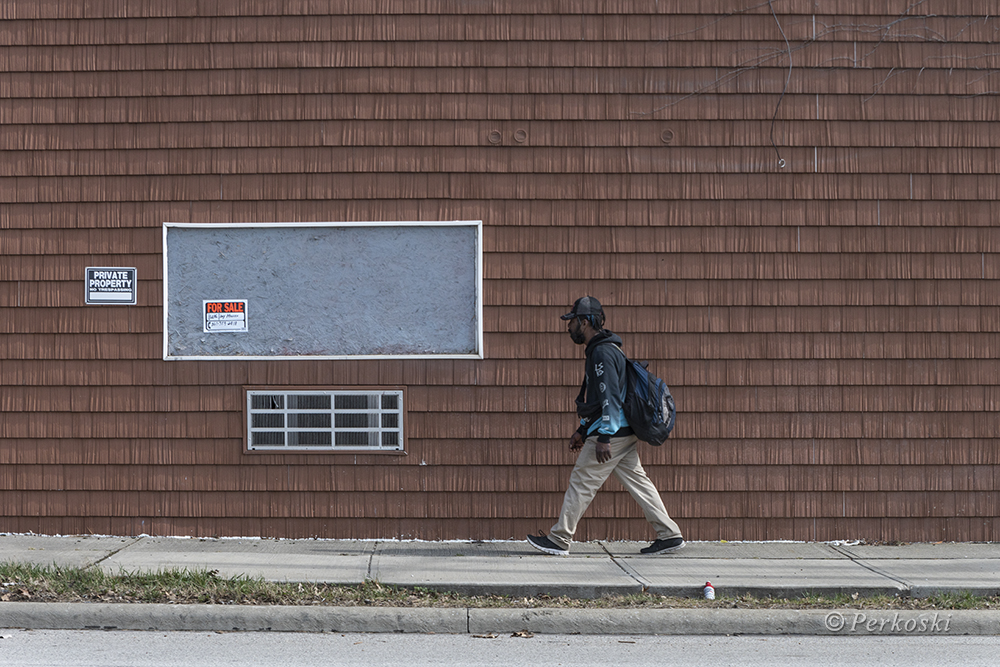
[569,319,586,344]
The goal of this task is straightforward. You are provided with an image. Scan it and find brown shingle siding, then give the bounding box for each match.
[2,3,998,541]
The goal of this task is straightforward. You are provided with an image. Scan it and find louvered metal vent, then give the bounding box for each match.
[246,390,404,451]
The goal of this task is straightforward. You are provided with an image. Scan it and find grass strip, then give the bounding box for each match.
[1,562,997,610]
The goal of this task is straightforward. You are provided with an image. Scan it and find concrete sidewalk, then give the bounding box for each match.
[1,534,998,635]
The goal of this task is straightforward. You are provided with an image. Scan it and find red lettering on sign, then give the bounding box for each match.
[223,302,244,313]
[206,302,222,313]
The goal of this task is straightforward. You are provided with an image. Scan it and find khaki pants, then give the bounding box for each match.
[548,434,682,550]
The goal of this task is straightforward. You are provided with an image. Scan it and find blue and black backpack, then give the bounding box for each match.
[585,341,675,446]
[620,355,676,446]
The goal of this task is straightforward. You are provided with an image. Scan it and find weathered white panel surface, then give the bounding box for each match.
[164,222,481,359]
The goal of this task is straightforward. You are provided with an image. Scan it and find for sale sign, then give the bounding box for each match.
[86,267,137,304]
[204,300,248,333]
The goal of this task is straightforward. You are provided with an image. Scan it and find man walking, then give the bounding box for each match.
[527,296,685,556]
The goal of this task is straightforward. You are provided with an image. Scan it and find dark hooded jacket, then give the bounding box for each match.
[575,329,632,443]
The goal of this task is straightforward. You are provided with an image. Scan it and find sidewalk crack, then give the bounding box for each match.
[85,536,145,570]
[366,541,378,581]
[830,544,912,593]
[598,542,649,591]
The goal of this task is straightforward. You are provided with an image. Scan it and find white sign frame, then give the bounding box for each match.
[162,221,483,361]
[203,299,249,333]
[85,267,137,305]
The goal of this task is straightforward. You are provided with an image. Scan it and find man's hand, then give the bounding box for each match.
[595,441,612,463]
[569,430,585,451]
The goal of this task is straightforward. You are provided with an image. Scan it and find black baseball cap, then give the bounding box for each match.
[560,296,604,321]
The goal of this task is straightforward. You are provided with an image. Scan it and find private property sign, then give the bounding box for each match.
[85,267,137,304]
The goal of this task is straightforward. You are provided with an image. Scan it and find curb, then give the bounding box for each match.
[470,608,1000,636]
[0,603,467,634]
[2,604,999,636]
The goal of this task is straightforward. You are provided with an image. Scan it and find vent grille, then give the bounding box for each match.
[247,390,403,451]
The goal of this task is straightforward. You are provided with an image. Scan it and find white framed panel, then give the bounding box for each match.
[163,221,483,360]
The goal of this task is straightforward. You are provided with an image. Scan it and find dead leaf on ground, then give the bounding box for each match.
[511,630,534,638]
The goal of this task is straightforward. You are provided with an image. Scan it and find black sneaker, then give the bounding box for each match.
[640,537,685,554]
[526,533,569,556]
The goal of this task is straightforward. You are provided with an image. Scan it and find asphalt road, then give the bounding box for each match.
[1,631,998,666]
